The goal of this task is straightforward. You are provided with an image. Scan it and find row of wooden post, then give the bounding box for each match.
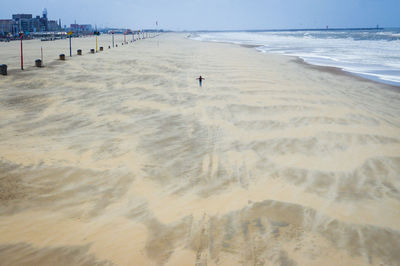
[1,32,160,76]
[58,46,102,61]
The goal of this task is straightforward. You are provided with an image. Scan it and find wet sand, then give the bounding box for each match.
[1,33,400,265]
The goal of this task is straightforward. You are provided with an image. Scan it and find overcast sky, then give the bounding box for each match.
[1,0,399,30]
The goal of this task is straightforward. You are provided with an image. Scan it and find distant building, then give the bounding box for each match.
[12,14,33,32]
[29,15,48,32]
[0,8,62,36]
[0,19,14,36]
[70,24,93,34]
[48,20,60,31]
[12,14,33,20]
[0,8,95,38]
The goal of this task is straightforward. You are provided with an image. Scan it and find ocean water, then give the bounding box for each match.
[190,29,400,86]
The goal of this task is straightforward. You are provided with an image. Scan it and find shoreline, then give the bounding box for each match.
[292,57,400,92]
[188,35,400,90]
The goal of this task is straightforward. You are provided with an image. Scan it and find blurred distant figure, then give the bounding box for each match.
[197,76,205,87]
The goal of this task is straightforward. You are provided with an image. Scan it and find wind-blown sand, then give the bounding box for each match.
[1,33,400,265]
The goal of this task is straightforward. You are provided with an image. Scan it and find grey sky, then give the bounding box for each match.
[1,0,399,30]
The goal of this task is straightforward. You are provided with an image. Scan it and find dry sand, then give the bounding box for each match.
[0,33,400,265]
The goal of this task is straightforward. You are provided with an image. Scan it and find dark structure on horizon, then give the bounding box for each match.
[0,8,62,37]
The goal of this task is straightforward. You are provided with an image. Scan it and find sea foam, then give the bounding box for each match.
[190,29,400,86]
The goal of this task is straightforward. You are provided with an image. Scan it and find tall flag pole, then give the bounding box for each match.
[94,31,100,52]
[68,31,73,57]
[95,25,98,52]
[19,32,24,70]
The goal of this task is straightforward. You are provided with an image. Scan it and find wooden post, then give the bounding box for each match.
[69,35,72,57]
[0,64,7,76]
[35,59,42,67]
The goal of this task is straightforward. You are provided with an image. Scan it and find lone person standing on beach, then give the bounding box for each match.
[197,76,205,87]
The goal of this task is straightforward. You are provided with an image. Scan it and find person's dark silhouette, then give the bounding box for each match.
[197,76,205,87]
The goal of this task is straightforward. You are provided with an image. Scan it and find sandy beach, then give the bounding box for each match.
[1,33,400,265]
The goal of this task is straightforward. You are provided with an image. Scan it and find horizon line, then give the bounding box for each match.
[169,26,400,33]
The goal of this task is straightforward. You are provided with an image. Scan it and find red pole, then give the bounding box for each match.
[20,38,23,70]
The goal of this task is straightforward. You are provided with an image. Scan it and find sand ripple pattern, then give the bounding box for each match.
[1,34,400,265]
